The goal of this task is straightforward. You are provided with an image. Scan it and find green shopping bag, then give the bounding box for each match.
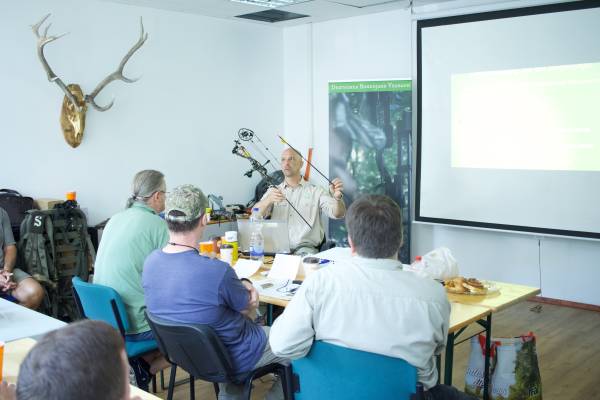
[491,332,542,400]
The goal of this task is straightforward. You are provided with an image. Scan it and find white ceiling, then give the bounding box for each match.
[97,0,457,26]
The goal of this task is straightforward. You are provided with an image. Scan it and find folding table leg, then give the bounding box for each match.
[267,304,273,326]
[444,333,456,384]
[483,314,492,400]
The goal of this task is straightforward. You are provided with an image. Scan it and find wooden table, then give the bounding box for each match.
[448,302,491,332]
[0,298,67,342]
[2,338,161,400]
[253,257,540,400]
[445,281,540,398]
[448,281,541,312]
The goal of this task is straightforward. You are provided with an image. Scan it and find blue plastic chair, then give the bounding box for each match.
[291,341,424,400]
[71,276,159,392]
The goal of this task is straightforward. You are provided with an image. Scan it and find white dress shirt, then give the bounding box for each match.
[269,255,450,390]
[260,180,344,251]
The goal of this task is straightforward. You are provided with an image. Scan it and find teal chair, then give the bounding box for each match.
[71,276,159,392]
[291,341,424,400]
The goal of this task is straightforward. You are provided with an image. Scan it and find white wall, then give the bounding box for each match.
[3,1,598,305]
[282,7,600,305]
[1,0,283,224]
[284,11,412,177]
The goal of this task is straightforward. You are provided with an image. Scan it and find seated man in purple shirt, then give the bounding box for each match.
[142,184,288,400]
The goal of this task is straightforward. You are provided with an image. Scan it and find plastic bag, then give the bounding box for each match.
[404,247,459,280]
[465,335,497,398]
[465,333,542,400]
[491,333,542,400]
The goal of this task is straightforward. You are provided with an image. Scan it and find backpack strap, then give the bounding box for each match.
[45,214,56,281]
[18,211,56,284]
[71,208,95,279]
[0,189,21,197]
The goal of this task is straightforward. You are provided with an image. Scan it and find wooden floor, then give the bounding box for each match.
[151,301,600,400]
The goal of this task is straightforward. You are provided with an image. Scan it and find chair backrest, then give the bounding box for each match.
[145,311,238,383]
[71,276,130,335]
[292,341,419,400]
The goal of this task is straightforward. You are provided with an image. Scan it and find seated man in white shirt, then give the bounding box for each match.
[253,148,345,255]
[268,194,476,400]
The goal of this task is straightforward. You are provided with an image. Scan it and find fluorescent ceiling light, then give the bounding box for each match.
[231,0,311,8]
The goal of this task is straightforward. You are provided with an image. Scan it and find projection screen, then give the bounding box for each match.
[416,0,600,239]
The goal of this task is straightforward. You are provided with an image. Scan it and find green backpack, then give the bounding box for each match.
[18,207,95,320]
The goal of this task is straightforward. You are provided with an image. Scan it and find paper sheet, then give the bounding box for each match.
[255,278,301,300]
[268,254,301,280]
[232,259,262,279]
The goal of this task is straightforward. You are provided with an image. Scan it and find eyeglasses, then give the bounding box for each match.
[151,190,167,198]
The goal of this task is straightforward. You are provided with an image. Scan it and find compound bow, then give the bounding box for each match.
[231,132,312,230]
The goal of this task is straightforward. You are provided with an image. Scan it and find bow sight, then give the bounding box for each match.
[231,140,271,179]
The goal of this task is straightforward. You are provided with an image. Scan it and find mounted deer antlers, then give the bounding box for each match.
[31,14,148,148]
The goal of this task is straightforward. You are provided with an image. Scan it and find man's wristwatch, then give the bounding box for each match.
[240,278,253,285]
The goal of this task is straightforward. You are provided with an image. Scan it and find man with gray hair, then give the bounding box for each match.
[143,185,289,400]
[93,169,169,375]
[269,195,476,400]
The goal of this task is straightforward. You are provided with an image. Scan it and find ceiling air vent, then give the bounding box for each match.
[236,9,309,22]
[231,0,311,7]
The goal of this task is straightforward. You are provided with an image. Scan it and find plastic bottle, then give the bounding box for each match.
[408,255,423,270]
[61,191,80,231]
[64,191,79,209]
[223,231,239,264]
[220,243,234,266]
[249,207,264,263]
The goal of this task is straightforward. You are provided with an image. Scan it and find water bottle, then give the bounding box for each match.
[410,255,423,268]
[249,208,264,263]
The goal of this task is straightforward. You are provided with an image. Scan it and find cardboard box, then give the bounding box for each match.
[35,198,63,210]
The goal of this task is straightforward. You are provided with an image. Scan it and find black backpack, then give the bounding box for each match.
[18,206,95,320]
[0,189,35,241]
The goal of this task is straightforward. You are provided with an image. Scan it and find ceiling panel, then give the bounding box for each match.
[97,0,494,25]
[98,0,413,24]
[326,0,403,7]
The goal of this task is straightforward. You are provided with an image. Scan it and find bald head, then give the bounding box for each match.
[281,148,303,178]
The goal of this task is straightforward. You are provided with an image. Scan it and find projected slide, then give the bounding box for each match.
[418,1,600,238]
[451,62,600,171]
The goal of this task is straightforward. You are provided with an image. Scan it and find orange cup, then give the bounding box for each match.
[0,341,4,381]
[199,241,213,255]
[66,191,77,201]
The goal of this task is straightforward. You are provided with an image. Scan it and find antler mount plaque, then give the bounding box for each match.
[32,14,148,148]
